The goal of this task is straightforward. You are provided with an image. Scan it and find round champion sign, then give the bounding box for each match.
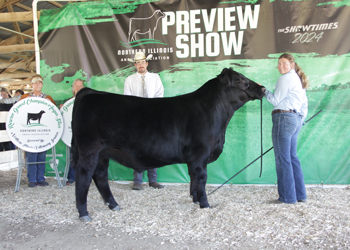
[60,97,74,147]
[6,97,63,153]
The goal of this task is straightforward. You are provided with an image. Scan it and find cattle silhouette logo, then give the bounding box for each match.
[27,110,45,125]
[121,10,166,47]
[6,97,63,153]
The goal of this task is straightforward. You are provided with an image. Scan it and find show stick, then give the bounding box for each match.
[208,110,323,196]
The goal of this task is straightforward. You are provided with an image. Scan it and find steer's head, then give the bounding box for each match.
[218,68,265,101]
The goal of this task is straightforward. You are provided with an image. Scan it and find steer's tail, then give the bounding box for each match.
[71,87,97,167]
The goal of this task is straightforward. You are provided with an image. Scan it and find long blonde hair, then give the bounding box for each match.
[279,53,309,89]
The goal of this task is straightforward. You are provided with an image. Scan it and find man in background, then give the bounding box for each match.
[124,52,164,191]
[60,78,85,185]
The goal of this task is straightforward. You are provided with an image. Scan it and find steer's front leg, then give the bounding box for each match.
[188,162,210,208]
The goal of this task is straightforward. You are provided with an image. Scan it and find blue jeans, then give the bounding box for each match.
[26,151,47,183]
[67,147,75,181]
[67,162,75,181]
[133,169,158,184]
[272,113,307,203]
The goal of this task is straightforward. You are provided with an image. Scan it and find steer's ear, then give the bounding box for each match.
[217,68,233,86]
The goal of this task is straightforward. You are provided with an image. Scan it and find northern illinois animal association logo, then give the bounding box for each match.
[6,97,63,153]
[121,10,166,47]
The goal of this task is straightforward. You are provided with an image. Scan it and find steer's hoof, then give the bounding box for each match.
[110,205,122,211]
[200,204,211,209]
[79,215,92,222]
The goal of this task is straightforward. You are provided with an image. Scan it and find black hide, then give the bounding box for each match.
[71,68,265,219]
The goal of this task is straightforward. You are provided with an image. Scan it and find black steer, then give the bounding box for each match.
[71,68,265,221]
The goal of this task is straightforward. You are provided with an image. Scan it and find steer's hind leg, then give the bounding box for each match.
[93,157,120,211]
[188,162,210,208]
[75,159,96,222]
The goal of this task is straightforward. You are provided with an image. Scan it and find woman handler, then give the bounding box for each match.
[263,53,309,203]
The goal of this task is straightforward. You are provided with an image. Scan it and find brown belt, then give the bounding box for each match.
[271,109,296,116]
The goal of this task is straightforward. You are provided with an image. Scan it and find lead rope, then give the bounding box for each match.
[259,98,263,177]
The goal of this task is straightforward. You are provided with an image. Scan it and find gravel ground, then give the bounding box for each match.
[0,169,349,250]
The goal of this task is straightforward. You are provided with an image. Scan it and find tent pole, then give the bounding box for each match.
[32,0,39,74]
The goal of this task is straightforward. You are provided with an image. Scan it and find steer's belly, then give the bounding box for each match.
[101,147,184,171]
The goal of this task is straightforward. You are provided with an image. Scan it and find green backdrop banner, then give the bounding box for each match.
[39,0,350,184]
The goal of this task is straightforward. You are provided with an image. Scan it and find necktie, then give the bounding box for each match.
[142,75,148,97]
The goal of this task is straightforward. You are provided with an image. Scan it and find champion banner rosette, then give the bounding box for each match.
[38,0,350,184]
[60,97,75,147]
[6,98,63,153]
